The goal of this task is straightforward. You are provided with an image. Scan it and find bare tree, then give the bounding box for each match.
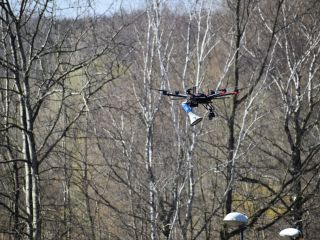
[216,0,320,239]
[0,1,128,239]
[190,0,285,239]
[263,0,320,236]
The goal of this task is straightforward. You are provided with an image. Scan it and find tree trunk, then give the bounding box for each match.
[20,81,41,239]
[63,105,72,240]
[146,125,158,240]
[31,160,41,240]
[225,0,242,220]
[83,113,96,240]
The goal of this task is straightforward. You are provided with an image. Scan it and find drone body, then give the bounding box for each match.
[157,86,239,126]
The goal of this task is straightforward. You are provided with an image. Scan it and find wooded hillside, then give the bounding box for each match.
[0,0,320,239]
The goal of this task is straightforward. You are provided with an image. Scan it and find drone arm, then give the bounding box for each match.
[223,91,239,96]
[165,93,188,98]
[161,91,187,98]
[207,91,239,99]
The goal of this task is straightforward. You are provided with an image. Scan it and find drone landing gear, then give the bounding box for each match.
[208,110,215,120]
[204,104,216,120]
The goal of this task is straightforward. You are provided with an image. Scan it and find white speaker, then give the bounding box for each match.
[188,112,203,126]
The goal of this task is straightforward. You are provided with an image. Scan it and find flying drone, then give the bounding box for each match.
[155,86,239,126]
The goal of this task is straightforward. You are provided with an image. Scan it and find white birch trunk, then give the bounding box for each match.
[146,125,158,240]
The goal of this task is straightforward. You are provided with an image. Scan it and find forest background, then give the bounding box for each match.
[0,0,320,239]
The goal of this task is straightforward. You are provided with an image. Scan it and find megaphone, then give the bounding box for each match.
[181,102,203,126]
[188,112,203,126]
